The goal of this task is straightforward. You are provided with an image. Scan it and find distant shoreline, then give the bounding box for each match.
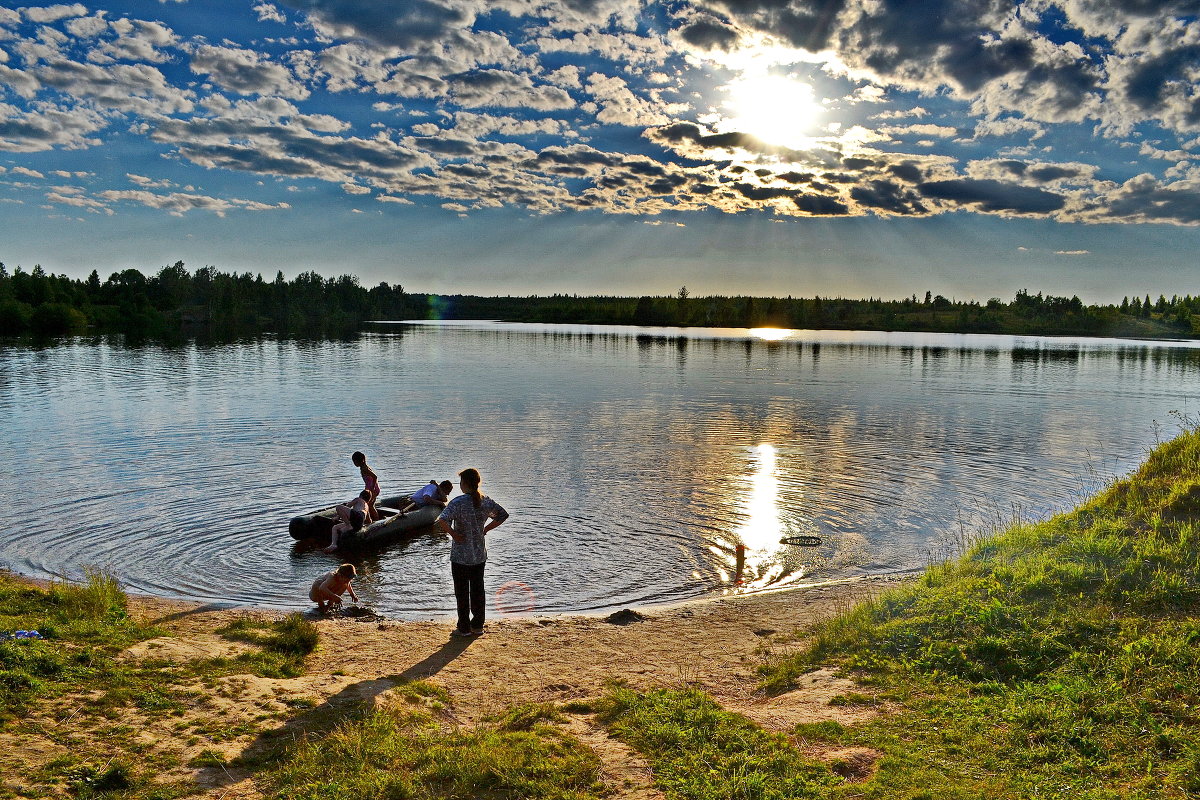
[4,263,1195,340]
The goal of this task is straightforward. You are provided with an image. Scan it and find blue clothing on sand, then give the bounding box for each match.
[438,494,509,565]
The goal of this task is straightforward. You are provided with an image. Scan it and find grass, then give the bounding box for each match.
[211,613,320,677]
[0,572,323,799]
[596,684,842,799]
[0,567,162,720]
[747,427,1200,798]
[261,682,606,800]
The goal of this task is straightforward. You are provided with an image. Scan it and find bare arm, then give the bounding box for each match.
[436,518,464,543]
[483,502,509,535]
[315,579,342,603]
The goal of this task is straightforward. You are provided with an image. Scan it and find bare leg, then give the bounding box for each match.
[323,527,342,553]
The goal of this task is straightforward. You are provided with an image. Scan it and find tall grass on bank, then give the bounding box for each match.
[263,685,605,800]
[753,428,1200,797]
[0,567,160,719]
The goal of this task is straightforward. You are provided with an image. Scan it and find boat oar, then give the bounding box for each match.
[779,535,822,547]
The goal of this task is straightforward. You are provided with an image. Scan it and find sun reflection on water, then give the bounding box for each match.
[731,442,792,589]
[748,327,793,341]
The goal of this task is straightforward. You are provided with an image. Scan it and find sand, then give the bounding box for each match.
[4,575,908,798]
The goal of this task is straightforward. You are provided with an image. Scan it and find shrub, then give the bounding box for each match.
[30,302,87,335]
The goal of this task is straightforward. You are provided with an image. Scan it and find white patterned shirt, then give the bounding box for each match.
[438,494,509,565]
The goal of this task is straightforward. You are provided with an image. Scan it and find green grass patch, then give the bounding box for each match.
[756,428,1200,798]
[210,613,320,678]
[217,613,319,656]
[0,568,163,720]
[262,683,604,800]
[595,684,841,799]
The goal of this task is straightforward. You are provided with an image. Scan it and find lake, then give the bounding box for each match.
[2,322,1198,619]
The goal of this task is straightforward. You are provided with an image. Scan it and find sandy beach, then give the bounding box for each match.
[3,574,908,798]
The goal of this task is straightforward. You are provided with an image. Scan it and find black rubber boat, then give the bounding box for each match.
[288,494,443,549]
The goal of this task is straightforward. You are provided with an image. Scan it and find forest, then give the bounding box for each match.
[0,260,1195,340]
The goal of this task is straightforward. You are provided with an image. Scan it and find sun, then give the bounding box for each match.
[720,74,822,149]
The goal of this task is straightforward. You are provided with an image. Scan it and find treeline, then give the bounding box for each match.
[0,261,418,338]
[426,287,1197,338]
[1,261,1197,340]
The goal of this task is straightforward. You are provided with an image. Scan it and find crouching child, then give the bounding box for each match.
[310,563,359,613]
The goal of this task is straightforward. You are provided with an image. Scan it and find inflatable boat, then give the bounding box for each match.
[288,494,443,549]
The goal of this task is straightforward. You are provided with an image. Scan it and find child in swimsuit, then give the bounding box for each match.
[310,563,359,612]
[352,450,381,521]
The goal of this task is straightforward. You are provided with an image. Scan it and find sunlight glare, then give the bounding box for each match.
[721,75,822,149]
[734,443,781,589]
[749,327,793,341]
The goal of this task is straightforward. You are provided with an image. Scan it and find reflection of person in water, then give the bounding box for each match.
[435,468,508,638]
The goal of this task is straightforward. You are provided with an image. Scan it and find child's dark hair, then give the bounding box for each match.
[359,489,371,501]
[352,451,366,464]
[438,480,453,493]
[337,563,357,578]
[458,468,482,508]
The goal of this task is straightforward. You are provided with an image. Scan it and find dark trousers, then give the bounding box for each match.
[451,561,486,632]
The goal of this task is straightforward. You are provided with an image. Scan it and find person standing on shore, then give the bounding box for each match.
[435,468,508,638]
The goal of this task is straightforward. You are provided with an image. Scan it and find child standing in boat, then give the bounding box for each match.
[352,451,381,521]
[310,563,359,612]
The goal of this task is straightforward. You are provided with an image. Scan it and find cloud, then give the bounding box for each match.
[917,178,1067,215]
[1090,172,1200,225]
[880,123,959,138]
[21,4,87,24]
[254,3,288,24]
[94,188,291,216]
[190,45,310,99]
[0,0,1198,228]
[969,117,1046,140]
[966,158,1099,185]
[1055,249,1090,255]
[587,73,672,125]
[0,102,107,151]
[448,69,574,110]
[282,0,475,51]
[87,18,178,65]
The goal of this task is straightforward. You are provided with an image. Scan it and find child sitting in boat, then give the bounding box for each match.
[398,480,454,514]
[324,491,370,552]
[310,563,359,612]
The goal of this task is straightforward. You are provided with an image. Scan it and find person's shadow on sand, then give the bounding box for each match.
[200,637,476,792]
[396,634,476,681]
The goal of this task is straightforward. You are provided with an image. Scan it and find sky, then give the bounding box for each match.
[2,0,1200,303]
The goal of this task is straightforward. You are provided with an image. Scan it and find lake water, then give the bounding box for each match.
[2,322,1198,619]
